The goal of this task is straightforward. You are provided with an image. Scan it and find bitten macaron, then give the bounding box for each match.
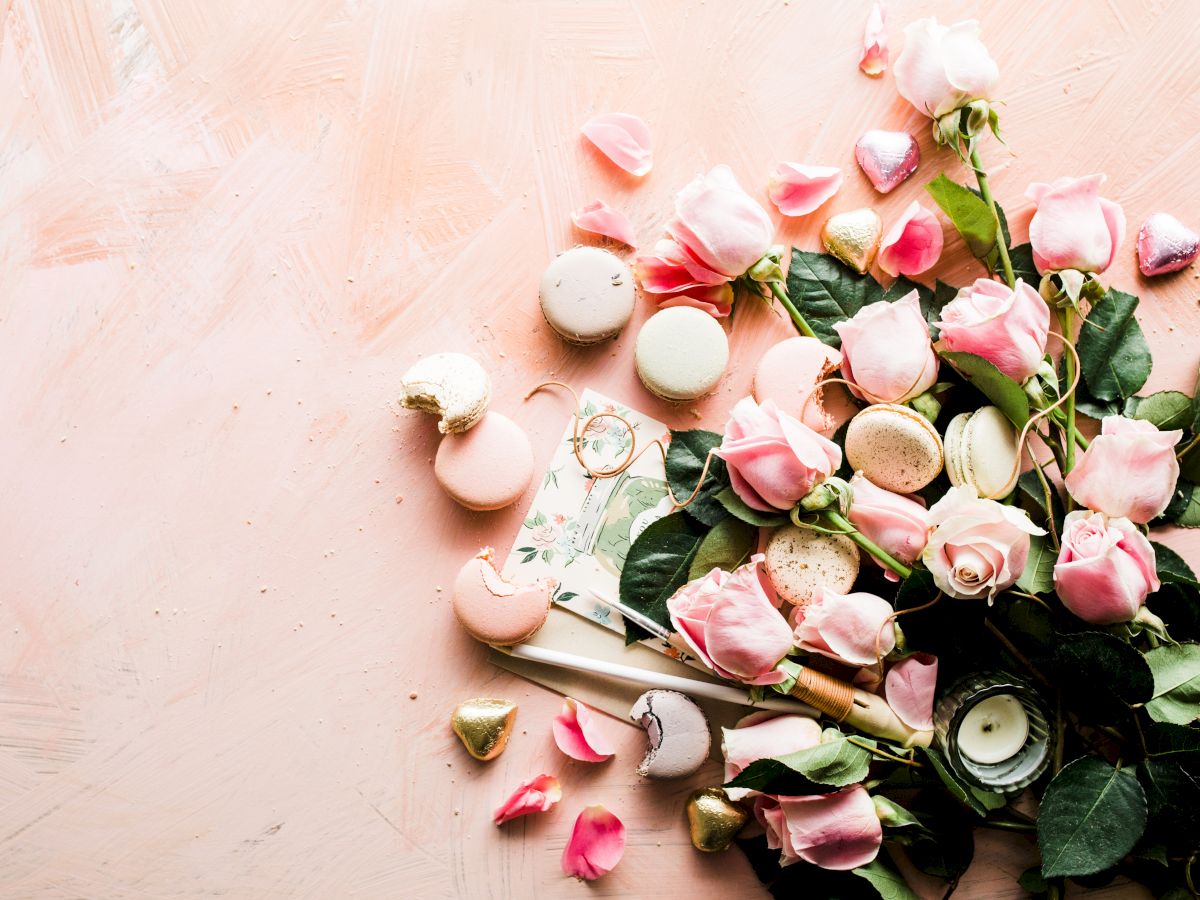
[635,306,729,401]
[400,352,491,434]
[944,405,1021,498]
[844,403,944,493]
[539,246,636,344]
[452,547,555,646]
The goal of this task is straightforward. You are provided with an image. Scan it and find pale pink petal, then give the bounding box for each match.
[493,774,562,825]
[552,698,616,762]
[634,238,728,294]
[878,201,944,276]
[884,653,938,731]
[562,805,626,880]
[859,2,888,76]
[580,113,653,176]
[572,200,636,246]
[722,715,822,799]
[658,283,736,318]
[768,163,844,216]
[763,788,883,870]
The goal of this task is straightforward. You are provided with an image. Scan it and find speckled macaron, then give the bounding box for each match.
[629,690,711,779]
[452,547,555,646]
[400,352,491,434]
[539,246,636,344]
[944,406,1021,499]
[845,404,944,493]
[635,306,729,401]
[753,337,843,432]
[764,525,860,608]
[434,411,533,511]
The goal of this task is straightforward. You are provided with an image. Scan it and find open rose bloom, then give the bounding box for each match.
[1054,511,1160,625]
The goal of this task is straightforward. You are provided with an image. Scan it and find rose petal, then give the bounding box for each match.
[571,200,636,246]
[552,698,616,762]
[757,788,883,870]
[878,201,944,276]
[859,2,888,76]
[562,805,626,880]
[493,774,562,825]
[768,163,844,216]
[884,653,938,731]
[580,113,652,176]
[658,283,736,318]
[722,714,821,800]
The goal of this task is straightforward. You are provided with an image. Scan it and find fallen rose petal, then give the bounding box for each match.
[571,200,636,246]
[768,163,844,216]
[562,805,626,880]
[552,698,616,762]
[493,774,562,825]
[884,653,938,731]
[859,2,888,76]
[581,113,653,176]
[878,201,943,276]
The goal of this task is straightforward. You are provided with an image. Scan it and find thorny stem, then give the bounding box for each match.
[968,144,1016,288]
[822,509,913,579]
[769,281,817,339]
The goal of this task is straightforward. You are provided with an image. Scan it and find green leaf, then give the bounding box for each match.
[1009,242,1040,287]
[924,280,959,341]
[724,759,830,795]
[1016,533,1054,594]
[1152,541,1199,587]
[618,512,705,642]
[851,859,920,900]
[1192,364,1200,432]
[923,748,992,817]
[688,515,757,580]
[1163,479,1200,528]
[1124,391,1194,430]
[774,728,873,786]
[1139,758,1200,846]
[715,486,788,527]
[873,796,922,830]
[1145,643,1200,725]
[1018,867,1048,896]
[1077,289,1152,402]
[926,174,999,265]
[785,249,884,349]
[1047,631,1154,722]
[940,351,1030,426]
[665,429,730,527]
[1038,757,1147,878]
[1145,721,1200,769]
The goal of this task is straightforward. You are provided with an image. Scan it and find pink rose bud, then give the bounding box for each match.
[1054,511,1161,625]
[562,805,625,880]
[935,277,1051,382]
[923,486,1045,601]
[878,201,943,276]
[722,713,822,800]
[1026,175,1126,275]
[715,397,842,512]
[793,588,896,667]
[834,292,939,404]
[846,473,930,581]
[1064,416,1183,524]
[893,18,998,119]
[668,554,794,686]
[755,787,883,870]
[493,774,562,825]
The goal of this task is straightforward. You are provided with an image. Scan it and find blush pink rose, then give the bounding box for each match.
[923,486,1045,601]
[493,774,562,825]
[1064,416,1182,524]
[722,713,822,800]
[562,805,625,880]
[715,397,841,512]
[1026,175,1126,274]
[793,589,896,667]
[834,292,939,403]
[755,788,883,870]
[893,18,998,119]
[878,201,944,277]
[847,473,930,581]
[936,277,1050,382]
[1054,510,1160,625]
[668,555,794,686]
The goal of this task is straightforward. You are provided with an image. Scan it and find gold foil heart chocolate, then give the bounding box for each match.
[451,698,517,760]
[821,208,882,274]
[685,787,749,852]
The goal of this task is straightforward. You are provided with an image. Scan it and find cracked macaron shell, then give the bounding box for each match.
[400,352,491,434]
[628,690,711,779]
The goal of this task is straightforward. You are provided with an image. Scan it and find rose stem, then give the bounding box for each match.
[768,281,818,339]
[967,144,1016,289]
[1057,306,1078,473]
[823,509,913,579]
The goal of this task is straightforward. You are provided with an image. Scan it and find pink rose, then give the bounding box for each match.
[923,486,1045,601]
[722,713,822,800]
[667,555,794,685]
[936,278,1051,382]
[846,473,929,581]
[715,397,841,512]
[834,293,939,404]
[1026,175,1126,274]
[755,788,883,870]
[793,588,896,667]
[1054,511,1160,625]
[1064,416,1182,524]
[893,18,999,119]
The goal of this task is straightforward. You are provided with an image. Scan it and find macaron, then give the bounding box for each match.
[400,352,491,434]
[753,336,842,432]
[635,306,729,401]
[452,547,555,646]
[539,246,636,344]
[844,403,944,493]
[435,411,533,511]
[629,690,711,780]
[764,525,860,608]
[944,405,1021,499]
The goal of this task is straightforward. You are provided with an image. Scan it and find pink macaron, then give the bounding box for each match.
[753,336,842,432]
[434,411,534,511]
[452,548,555,646]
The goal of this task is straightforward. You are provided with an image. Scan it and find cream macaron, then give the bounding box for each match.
[452,547,555,646]
[764,525,860,608]
[944,405,1021,498]
[845,403,944,493]
[435,411,533,511]
[401,352,491,434]
[635,306,729,401]
[539,246,636,344]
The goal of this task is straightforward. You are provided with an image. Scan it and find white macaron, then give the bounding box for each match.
[539,246,636,344]
[944,406,1021,499]
[400,352,491,434]
[844,403,944,493]
[635,306,729,401]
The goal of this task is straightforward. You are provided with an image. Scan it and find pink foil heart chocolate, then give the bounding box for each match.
[855,130,920,194]
[1137,212,1199,276]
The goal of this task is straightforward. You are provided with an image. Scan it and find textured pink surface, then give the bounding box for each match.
[1,1,1196,896]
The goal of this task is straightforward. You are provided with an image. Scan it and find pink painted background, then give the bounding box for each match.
[2,0,1197,896]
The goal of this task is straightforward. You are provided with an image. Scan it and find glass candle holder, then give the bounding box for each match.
[933,671,1053,794]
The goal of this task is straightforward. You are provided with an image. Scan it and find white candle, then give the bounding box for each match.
[957,694,1029,764]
